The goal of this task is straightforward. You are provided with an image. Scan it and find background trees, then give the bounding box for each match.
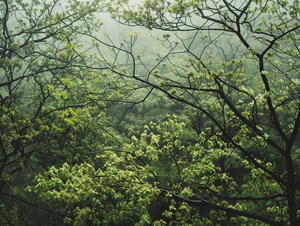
[1,0,300,225]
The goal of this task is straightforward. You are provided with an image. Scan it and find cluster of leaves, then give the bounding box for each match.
[122,115,287,225]
[29,152,160,225]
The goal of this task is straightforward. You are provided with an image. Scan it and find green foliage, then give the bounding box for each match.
[29,152,160,225]
[2,0,300,225]
[0,0,117,224]
[106,0,300,225]
[120,116,286,224]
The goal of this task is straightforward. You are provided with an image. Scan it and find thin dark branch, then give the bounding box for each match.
[162,189,284,226]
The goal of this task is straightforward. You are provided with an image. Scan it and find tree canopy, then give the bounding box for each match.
[1,0,300,225]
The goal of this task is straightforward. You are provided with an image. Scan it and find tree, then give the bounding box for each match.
[0,0,120,224]
[102,0,300,225]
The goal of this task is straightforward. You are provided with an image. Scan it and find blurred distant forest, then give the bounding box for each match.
[1,0,300,225]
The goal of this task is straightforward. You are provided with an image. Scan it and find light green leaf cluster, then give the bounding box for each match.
[30,151,160,225]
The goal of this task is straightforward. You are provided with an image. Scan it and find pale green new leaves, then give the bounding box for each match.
[30,153,160,225]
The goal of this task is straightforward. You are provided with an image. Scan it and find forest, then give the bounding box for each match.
[1,0,300,225]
